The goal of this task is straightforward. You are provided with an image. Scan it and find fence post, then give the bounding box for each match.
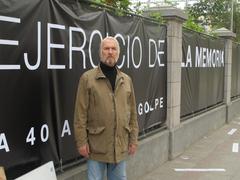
[144,7,187,159]
[159,7,187,130]
[215,28,236,123]
[146,7,187,159]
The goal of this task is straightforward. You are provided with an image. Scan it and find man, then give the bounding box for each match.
[74,36,139,180]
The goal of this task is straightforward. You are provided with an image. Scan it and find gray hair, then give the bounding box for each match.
[99,36,120,61]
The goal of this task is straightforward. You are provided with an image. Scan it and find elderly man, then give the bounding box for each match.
[74,36,139,180]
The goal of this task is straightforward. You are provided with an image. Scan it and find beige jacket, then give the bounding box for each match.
[74,66,139,163]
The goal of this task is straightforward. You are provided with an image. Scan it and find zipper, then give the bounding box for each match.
[113,95,117,163]
[106,76,123,163]
[112,77,123,163]
[105,78,117,163]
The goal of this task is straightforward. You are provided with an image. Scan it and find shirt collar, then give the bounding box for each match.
[95,64,124,81]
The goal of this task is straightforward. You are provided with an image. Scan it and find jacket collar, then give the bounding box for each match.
[95,65,106,79]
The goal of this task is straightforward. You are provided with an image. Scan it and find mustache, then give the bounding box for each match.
[103,57,117,62]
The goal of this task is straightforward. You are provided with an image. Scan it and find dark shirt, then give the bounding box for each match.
[100,61,117,91]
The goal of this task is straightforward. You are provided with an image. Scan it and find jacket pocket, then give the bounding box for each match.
[124,126,131,133]
[119,126,131,153]
[87,127,107,154]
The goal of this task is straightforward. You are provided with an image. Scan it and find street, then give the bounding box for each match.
[142,115,240,180]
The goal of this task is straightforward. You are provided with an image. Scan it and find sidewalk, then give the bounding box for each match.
[142,115,240,180]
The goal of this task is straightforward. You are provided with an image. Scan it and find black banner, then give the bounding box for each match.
[0,0,167,178]
[231,42,240,98]
[181,28,225,117]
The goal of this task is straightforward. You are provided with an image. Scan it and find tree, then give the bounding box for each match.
[233,4,240,41]
[187,0,240,41]
[188,0,231,27]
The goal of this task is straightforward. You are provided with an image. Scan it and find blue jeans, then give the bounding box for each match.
[87,159,127,180]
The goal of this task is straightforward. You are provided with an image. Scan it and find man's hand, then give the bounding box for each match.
[128,143,137,155]
[78,144,90,158]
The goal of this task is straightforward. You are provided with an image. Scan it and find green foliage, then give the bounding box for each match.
[92,0,132,15]
[149,12,164,23]
[186,0,240,40]
[132,1,143,15]
[184,16,204,33]
[187,0,231,28]
[233,5,240,42]
[91,0,147,16]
